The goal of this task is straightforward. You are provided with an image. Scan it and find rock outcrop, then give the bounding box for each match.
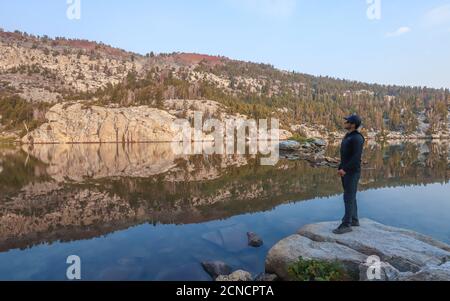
[21,102,292,144]
[266,219,450,281]
[22,103,179,144]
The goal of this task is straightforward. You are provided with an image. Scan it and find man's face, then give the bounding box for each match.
[344,120,355,131]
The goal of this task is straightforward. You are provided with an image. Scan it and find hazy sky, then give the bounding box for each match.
[1,0,450,88]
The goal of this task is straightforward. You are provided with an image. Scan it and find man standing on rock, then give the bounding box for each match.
[333,114,365,235]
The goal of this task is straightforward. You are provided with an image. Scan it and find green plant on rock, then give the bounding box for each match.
[288,134,315,144]
[288,257,350,281]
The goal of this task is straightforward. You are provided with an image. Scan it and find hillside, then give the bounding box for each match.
[0,29,449,141]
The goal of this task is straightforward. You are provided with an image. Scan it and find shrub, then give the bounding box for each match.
[288,257,350,281]
[288,134,315,144]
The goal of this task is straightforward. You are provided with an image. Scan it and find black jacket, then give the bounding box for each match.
[339,131,365,174]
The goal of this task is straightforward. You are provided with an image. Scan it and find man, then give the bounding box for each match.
[333,114,365,235]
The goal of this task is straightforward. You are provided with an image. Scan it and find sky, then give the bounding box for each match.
[0,0,449,89]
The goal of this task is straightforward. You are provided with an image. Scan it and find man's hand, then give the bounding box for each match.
[338,169,346,177]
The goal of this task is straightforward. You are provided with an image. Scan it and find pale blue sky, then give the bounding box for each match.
[1,0,450,88]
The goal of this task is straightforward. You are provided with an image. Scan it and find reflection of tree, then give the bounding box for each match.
[0,142,448,252]
[0,149,51,197]
[360,143,449,187]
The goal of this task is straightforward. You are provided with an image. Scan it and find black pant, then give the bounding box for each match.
[341,171,361,226]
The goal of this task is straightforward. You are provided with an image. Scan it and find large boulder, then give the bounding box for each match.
[201,261,232,279]
[265,234,367,280]
[298,219,450,272]
[266,219,450,281]
[279,140,301,152]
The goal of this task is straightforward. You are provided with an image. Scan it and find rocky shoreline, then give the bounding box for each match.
[197,219,450,282]
[279,139,340,168]
[266,219,450,281]
[291,123,450,142]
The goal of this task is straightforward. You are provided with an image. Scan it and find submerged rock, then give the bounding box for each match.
[254,273,279,282]
[266,219,450,281]
[247,232,263,248]
[216,270,253,281]
[201,261,232,279]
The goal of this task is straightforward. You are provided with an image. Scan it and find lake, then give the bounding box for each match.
[0,141,449,280]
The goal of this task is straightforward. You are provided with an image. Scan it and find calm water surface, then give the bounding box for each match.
[0,142,449,280]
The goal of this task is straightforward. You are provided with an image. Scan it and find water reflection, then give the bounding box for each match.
[0,141,449,253]
[21,143,251,182]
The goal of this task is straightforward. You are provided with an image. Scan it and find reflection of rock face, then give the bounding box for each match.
[0,189,136,251]
[1,142,449,253]
[22,103,178,143]
[22,143,251,182]
[23,143,180,181]
[165,155,249,182]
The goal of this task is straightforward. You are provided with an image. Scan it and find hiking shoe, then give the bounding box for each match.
[352,221,360,227]
[332,224,353,235]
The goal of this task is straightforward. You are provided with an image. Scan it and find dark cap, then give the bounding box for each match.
[344,114,362,128]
